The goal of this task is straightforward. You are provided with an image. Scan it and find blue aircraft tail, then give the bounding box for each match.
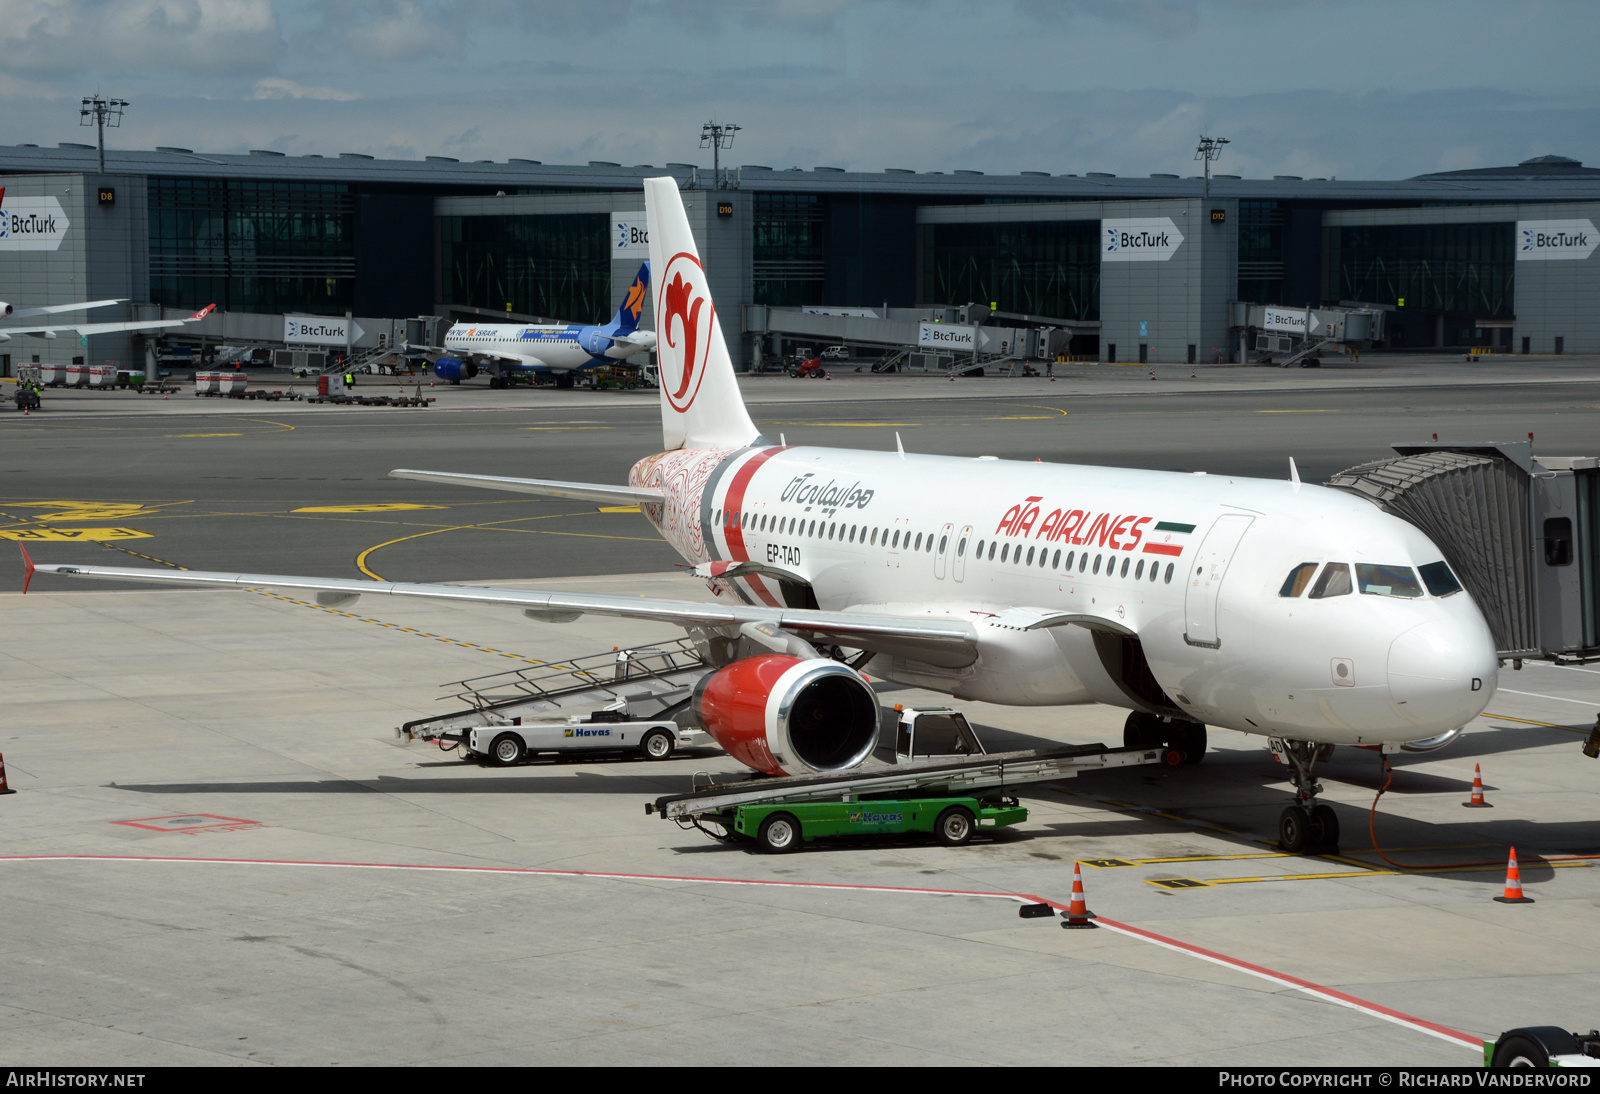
[610,262,649,334]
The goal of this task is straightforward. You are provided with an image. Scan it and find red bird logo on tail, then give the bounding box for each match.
[660,253,713,412]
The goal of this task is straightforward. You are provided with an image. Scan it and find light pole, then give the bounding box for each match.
[80,94,129,175]
[1195,135,1229,200]
[700,120,741,189]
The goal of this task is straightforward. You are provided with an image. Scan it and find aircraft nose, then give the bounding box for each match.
[1387,619,1497,730]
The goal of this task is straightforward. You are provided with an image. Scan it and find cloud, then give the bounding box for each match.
[0,0,283,75]
[252,78,359,101]
[311,0,468,60]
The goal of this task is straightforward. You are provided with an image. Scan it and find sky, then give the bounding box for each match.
[1,0,1597,179]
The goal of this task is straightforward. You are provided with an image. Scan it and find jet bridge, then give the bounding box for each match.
[1327,441,1600,662]
[1230,302,1387,366]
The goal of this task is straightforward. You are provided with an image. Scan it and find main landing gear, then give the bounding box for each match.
[1273,739,1340,855]
[1123,712,1207,766]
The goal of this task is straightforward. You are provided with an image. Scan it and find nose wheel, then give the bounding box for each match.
[1274,739,1340,854]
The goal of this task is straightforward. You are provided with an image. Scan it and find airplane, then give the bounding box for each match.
[428,262,656,389]
[22,178,1499,856]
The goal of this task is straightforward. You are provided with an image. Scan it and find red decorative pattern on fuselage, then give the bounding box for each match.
[630,446,734,564]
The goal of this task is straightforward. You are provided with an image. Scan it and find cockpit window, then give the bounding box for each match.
[1308,563,1352,599]
[1418,560,1462,597]
[1279,562,1318,597]
[1355,563,1424,598]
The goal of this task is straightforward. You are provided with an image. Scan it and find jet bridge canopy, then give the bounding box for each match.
[1328,441,1600,661]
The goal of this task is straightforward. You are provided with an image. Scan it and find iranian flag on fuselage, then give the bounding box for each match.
[1142,521,1195,557]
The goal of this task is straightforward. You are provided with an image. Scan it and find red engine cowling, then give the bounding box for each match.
[690,654,881,775]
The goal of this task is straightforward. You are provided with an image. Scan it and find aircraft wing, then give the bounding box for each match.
[0,303,216,340]
[21,554,979,667]
[8,298,126,319]
[389,469,664,506]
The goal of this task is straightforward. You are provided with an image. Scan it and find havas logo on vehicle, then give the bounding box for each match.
[847,811,903,825]
[780,473,874,514]
[995,496,1193,555]
[563,727,613,738]
[660,252,714,412]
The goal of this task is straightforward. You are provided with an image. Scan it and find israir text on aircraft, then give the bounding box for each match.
[429,262,655,389]
[25,179,1499,855]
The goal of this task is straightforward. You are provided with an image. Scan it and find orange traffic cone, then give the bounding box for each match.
[1493,846,1534,904]
[1060,861,1098,928]
[0,751,15,794]
[1463,763,1492,807]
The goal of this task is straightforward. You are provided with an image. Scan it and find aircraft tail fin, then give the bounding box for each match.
[611,262,648,335]
[644,177,759,452]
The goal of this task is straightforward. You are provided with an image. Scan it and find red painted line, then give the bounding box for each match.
[0,854,1483,1052]
[1141,542,1184,556]
[718,445,790,608]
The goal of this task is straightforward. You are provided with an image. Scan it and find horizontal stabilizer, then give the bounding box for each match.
[389,468,664,505]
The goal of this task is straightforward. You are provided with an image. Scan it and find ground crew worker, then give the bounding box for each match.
[344,371,354,389]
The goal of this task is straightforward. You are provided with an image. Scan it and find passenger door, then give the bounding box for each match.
[952,525,973,582]
[1183,513,1255,648]
[933,522,955,579]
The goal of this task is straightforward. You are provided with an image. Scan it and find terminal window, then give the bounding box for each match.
[440,212,610,322]
[921,219,1099,320]
[753,193,826,307]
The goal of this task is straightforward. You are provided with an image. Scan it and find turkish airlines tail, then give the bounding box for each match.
[643,177,759,452]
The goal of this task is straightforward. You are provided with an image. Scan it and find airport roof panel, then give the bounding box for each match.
[4,143,1600,202]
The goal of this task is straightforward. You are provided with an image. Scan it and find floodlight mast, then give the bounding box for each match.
[700,120,741,189]
[80,94,129,174]
[1195,135,1229,199]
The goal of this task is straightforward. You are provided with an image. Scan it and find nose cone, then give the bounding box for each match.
[1388,619,1497,731]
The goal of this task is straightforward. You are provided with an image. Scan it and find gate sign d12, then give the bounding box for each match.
[1516,219,1600,261]
[0,195,70,251]
[284,315,363,345]
[1101,217,1184,262]
[918,323,977,351]
[612,212,647,254]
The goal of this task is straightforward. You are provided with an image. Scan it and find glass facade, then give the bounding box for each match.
[920,220,1099,320]
[439,213,610,322]
[753,194,826,306]
[1237,200,1285,304]
[1332,222,1515,318]
[148,178,355,314]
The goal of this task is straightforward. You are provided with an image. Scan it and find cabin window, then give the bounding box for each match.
[870,528,878,546]
[927,535,934,552]
[1078,552,1088,573]
[848,525,856,543]
[1051,550,1061,568]
[973,538,981,556]
[829,523,837,540]
[915,533,923,551]
[1120,557,1130,578]
[760,514,768,532]
[1419,560,1462,597]
[1039,549,1047,568]
[958,538,968,556]
[1164,563,1174,583]
[1026,546,1035,565]
[1279,562,1318,597]
[1308,563,1352,599]
[1065,551,1075,570]
[939,534,948,553]
[1135,559,1144,580]
[889,530,898,548]
[713,508,721,525]
[1092,554,1101,575]
[1356,564,1423,598]
[1000,544,1009,562]
[989,541,997,560]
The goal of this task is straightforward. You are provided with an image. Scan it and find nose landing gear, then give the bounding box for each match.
[1273,738,1340,855]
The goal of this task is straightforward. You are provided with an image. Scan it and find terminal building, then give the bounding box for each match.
[2,142,1599,371]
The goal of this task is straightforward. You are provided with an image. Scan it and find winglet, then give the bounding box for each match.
[186,303,217,321]
[19,543,35,594]
[1288,457,1301,486]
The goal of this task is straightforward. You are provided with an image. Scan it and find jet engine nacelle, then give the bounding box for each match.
[577,327,612,356]
[0,301,11,318]
[433,356,477,383]
[690,654,881,776]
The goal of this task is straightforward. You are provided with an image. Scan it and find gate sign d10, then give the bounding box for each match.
[918,323,977,351]
[1101,217,1184,262]
[284,315,363,345]
[612,212,647,254]
[1517,219,1599,261]
[0,195,70,251]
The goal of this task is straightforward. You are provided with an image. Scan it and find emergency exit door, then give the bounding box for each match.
[1184,513,1255,648]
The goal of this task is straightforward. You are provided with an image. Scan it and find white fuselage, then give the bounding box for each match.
[443,323,646,371]
[632,444,1500,747]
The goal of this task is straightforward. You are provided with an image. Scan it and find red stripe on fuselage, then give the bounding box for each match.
[719,446,791,607]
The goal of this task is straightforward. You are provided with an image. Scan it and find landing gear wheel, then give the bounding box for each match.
[1278,805,1310,854]
[757,812,801,854]
[1308,804,1340,852]
[934,806,975,846]
[640,729,674,761]
[1174,721,1208,764]
[1123,711,1164,749]
[555,373,575,390]
[489,732,525,767]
